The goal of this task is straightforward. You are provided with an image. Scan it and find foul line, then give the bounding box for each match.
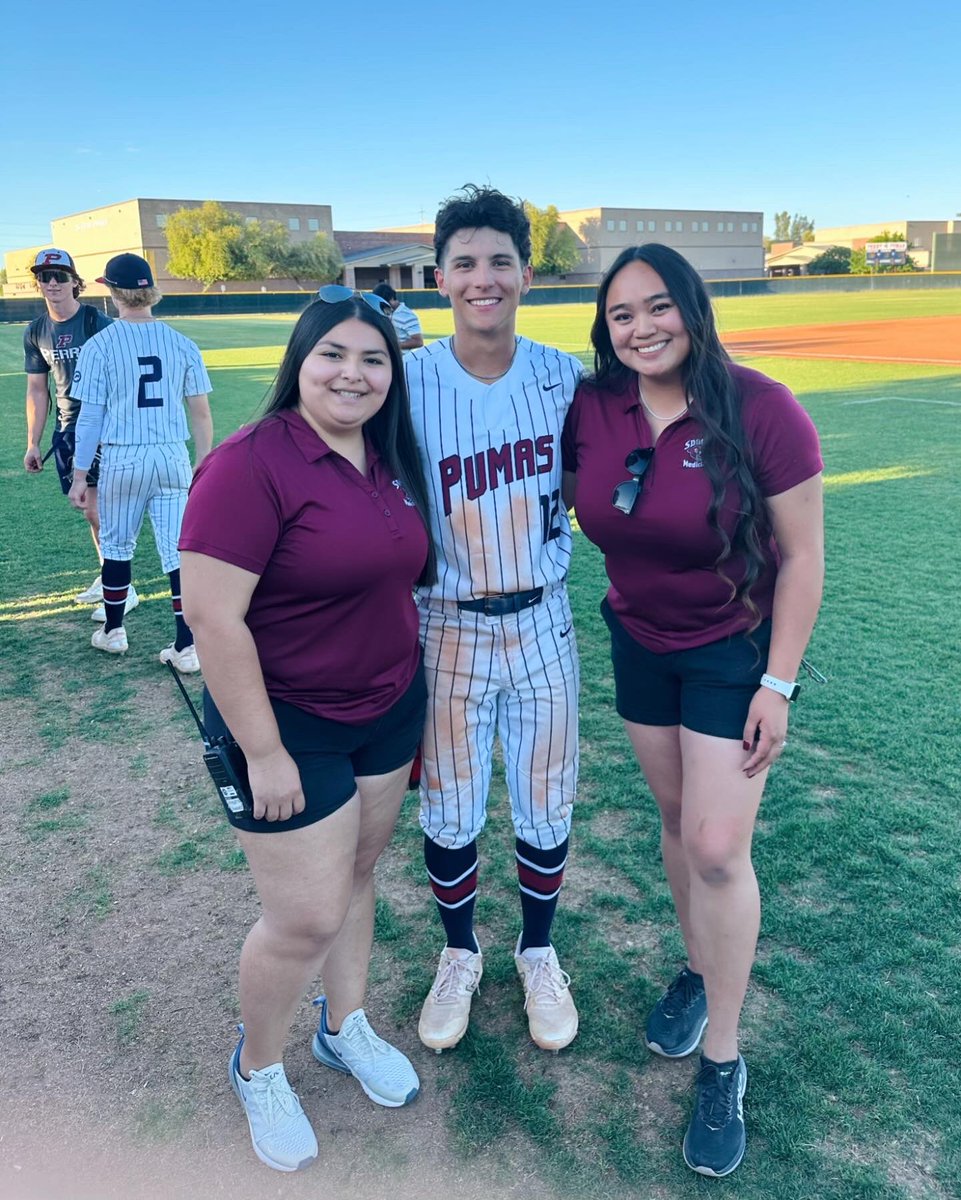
[842,396,961,407]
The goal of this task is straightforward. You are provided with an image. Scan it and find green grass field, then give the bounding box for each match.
[2,291,960,1199]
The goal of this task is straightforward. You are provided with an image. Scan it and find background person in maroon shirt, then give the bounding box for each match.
[562,245,823,1178]
[179,292,436,1173]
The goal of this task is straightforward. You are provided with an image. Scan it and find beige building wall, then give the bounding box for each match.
[5,198,336,296]
[558,207,765,281]
[815,220,956,253]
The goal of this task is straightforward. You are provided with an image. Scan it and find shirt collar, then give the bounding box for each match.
[277,409,380,467]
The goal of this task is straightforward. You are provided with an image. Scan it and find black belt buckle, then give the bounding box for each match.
[458,587,544,616]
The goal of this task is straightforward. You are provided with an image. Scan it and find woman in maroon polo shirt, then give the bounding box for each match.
[562,245,823,1178]
[179,292,436,1172]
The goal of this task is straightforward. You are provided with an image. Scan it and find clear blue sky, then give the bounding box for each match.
[3,0,959,266]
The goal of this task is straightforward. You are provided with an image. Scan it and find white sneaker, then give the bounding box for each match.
[418,945,483,1052]
[159,642,201,674]
[91,625,128,655]
[514,940,579,1051]
[311,997,419,1107]
[75,575,103,603]
[91,584,140,623]
[229,1038,317,1172]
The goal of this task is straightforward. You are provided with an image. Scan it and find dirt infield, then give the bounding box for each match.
[721,313,961,365]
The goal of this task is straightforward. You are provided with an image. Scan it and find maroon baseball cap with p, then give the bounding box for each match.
[31,248,78,275]
[97,253,155,289]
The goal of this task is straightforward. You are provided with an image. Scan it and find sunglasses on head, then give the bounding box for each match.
[37,270,73,284]
[316,284,391,317]
[611,447,654,515]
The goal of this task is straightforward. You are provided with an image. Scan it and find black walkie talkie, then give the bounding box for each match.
[165,663,253,819]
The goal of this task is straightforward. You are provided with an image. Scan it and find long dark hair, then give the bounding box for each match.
[262,296,437,586]
[590,244,767,624]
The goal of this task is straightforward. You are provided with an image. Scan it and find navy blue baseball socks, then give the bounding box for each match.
[645,966,708,1057]
[311,996,419,1107]
[683,1054,748,1177]
[229,1032,318,1172]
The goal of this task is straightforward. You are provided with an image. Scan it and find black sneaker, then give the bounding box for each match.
[645,967,707,1058]
[682,1054,748,1177]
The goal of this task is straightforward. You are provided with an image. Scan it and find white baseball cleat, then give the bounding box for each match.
[418,945,483,1052]
[514,941,578,1051]
[91,584,140,623]
[75,575,103,603]
[159,642,201,674]
[91,625,128,655]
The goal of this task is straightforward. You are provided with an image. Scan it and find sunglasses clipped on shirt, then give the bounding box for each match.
[316,284,391,317]
[611,447,654,515]
[37,270,74,284]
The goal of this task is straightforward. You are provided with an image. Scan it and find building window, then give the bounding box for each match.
[675,220,683,232]
[647,220,656,232]
[665,221,673,232]
[751,222,758,232]
[288,217,301,231]
[727,222,734,232]
[245,216,257,224]
[155,214,168,228]
[691,221,698,232]
[619,220,627,231]
[636,220,644,232]
[717,222,724,232]
[741,222,748,233]
[308,218,319,232]
[606,220,615,231]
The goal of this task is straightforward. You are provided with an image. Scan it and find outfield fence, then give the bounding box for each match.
[2,271,960,323]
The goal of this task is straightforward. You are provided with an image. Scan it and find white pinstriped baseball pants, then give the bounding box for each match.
[98,442,191,572]
[417,587,579,850]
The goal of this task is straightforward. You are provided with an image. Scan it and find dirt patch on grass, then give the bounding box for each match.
[722,313,961,366]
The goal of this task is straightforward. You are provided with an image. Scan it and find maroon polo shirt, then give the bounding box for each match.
[562,363,823,653]
[180,409,429,723]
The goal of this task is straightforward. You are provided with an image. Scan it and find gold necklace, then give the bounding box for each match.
[638,382,688,423]
[452,339,518,383]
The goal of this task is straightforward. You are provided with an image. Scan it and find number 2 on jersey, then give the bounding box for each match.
[137,356,164,407]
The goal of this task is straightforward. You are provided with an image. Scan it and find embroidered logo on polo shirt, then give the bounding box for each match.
[392,479,416,506]
[683,437,704,469]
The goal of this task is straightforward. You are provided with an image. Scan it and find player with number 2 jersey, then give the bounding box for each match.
[69,254,213,672]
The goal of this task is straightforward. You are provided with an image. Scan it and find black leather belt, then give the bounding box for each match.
[457,587,544,616]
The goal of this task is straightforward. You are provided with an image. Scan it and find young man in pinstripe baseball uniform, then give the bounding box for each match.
[68,254,213,672]
[406,186,582,1052]
[22,249,141,617]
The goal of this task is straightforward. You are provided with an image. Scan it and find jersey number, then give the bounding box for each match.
[540,489,561,544]
[137,357,164,407]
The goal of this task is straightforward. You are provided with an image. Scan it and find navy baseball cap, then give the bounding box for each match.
[97,253,155,289]
[31,248,78,275]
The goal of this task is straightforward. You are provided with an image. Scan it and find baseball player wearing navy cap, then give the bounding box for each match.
[406,186,582,1053]
[22,249,142,615]
[68,254,213,671]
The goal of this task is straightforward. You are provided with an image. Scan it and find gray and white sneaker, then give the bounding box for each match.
[312,996,419,1107]
[229,1036,318,1173]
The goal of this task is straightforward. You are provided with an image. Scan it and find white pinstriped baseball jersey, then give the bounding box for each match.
[70,320,211,444]
[406,336,582,603]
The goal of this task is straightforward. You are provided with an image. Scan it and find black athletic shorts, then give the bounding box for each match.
[51,427,100,494]
[602,599,771,741]
[203,657,427,834]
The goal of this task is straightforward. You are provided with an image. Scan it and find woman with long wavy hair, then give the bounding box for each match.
[562,245,823,1177]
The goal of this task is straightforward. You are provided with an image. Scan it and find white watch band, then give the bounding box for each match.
[760,673,800,701]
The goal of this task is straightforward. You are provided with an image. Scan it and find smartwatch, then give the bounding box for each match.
[760,673,800,702]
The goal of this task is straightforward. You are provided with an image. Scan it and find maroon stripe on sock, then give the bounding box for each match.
[430,870,477,906]
[102,587,129,603]
[517,862,566,896]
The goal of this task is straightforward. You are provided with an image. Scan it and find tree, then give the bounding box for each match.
[165,201,259,290]
[772,211,814,244]
[272,230,343,286]
[806,246,852,275]
[523,202,581,276]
